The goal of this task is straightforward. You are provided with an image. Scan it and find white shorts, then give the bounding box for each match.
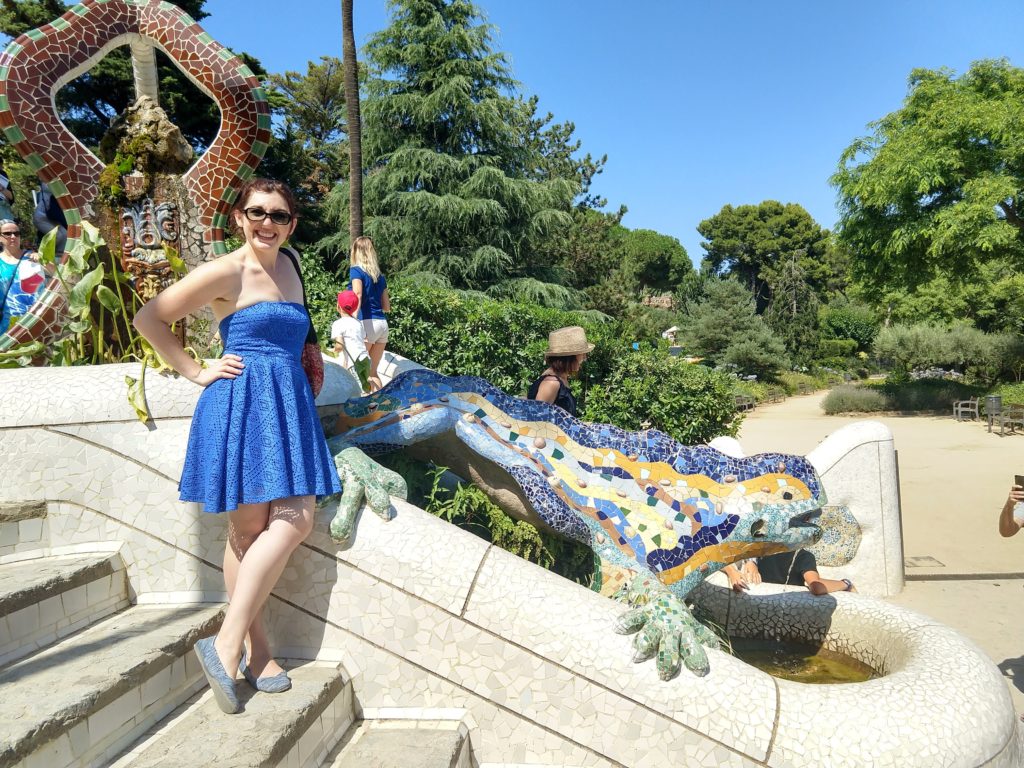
[362,318,389,344]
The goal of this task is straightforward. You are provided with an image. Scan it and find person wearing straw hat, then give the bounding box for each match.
[527,326,594,417]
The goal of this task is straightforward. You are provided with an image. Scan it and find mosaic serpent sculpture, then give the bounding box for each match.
[326,369,826,679]
[0,0,270,350]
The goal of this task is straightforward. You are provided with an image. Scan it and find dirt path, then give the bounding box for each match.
[737,391,1023,576]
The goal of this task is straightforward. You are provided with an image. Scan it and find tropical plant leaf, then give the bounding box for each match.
[37,227,57,266]
[163,243,187,275]
[68,264,105,315]
[96,285,123,313]
[125,367,150,423]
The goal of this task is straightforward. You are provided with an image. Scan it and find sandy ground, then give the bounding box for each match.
[737,392,1024,712]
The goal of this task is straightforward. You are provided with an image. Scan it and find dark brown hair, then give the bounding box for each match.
[231,177,298,216]
[548,354,583,376]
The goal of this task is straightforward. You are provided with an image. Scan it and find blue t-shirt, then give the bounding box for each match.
[348,265,387,321]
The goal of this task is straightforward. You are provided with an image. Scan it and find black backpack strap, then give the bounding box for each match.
[279,246,318,344]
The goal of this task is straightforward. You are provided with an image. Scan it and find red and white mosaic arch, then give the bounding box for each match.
[0,0,272,350]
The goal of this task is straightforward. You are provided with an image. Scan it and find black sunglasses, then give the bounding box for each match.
[243,207,294,226]
[1,230,20,237]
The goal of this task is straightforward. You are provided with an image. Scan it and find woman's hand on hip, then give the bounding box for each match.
[191,354,244,387]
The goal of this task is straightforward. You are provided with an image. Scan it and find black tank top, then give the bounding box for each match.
[527,373,577,416]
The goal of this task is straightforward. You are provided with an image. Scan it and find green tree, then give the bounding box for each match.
[833,59,1024,291]
[697,201,833,311]
[679,278,788,377]
[619,228,692,295]
[0,1,262,151]
[347,0,575,304]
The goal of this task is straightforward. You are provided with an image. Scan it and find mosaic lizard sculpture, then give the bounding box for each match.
[326,369,825,679]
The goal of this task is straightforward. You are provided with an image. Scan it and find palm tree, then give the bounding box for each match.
[341,0,363,238]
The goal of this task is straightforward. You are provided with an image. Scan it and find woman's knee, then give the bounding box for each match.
[228,506,271,552]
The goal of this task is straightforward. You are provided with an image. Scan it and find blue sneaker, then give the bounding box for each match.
[194,636,240,714]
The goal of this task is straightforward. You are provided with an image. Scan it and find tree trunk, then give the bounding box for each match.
[341,0,363,239]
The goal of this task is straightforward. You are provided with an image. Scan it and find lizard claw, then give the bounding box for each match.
[614,574,720,679]
[324,443,407,544]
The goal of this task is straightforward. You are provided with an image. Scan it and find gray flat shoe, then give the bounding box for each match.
[194,636,240,714]
[239,647,292,693]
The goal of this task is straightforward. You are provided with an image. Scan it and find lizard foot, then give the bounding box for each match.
[324,443,407,544]
[614,574,720,679]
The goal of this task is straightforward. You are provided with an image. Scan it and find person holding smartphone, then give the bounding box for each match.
[998,476,1024,538]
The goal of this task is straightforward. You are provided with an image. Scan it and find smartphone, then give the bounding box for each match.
[1015,474,1024,489]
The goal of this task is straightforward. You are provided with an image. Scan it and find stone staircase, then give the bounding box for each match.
[0,502,472,768]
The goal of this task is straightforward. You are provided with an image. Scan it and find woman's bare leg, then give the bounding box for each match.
[213,496,316,675]
[222,502,282,677]
[366,341,386,384]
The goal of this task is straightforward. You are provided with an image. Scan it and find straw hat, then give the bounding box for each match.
[544,326,594,357]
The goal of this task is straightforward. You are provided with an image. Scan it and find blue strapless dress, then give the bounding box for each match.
[179,301,341,513]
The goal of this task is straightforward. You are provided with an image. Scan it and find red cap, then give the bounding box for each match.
[337,290,359,315]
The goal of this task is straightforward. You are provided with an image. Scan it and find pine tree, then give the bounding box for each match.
[349,0,575,304]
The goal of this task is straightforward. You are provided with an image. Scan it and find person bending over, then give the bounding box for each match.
[723,549,855,596]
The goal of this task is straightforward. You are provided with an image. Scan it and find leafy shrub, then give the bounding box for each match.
[817,338,858,359]
[822,385,890,414]
[778,371,825,395]
[819,300,878,351]
[582,350,740,443]
[378,452,595,585]
[732,379,770,402]
[860,378,983,412]
[992,381,1024,405]
[385,280,620,398]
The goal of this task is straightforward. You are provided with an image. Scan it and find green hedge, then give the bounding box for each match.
[822,385,890,414]
[582,349,740,443]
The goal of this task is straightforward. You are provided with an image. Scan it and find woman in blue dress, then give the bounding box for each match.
[348,236,389,391]
[134,178,340,714]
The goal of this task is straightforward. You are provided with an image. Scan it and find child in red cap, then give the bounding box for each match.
[331,290,372,391]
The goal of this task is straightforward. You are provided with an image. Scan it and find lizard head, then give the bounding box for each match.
[730,500,824,561]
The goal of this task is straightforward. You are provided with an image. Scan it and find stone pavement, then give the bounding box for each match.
[737,392,1024,713]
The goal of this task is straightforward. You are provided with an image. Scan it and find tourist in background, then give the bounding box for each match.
[33,180,67,256]
[527,326,594,417]
[134,178,340,714]
[0,219,47,332]
[998,483,1024,537]
[331,288,371,392]
[348,236,389,390]
[0,166,15,221]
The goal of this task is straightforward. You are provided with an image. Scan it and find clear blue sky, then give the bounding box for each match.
[204,1,1024,266]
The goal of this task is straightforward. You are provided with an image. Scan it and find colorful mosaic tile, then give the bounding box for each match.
[0,0,271,351]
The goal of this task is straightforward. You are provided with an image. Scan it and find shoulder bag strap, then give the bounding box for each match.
[279,246,318,345]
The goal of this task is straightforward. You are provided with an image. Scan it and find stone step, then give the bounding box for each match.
[325,719,471,768]
[110,661,353,768]
[0,550,128,667]
[0,501,47,555]
[0,602,224,768]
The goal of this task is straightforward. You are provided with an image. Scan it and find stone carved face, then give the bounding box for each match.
[120,198,180,300]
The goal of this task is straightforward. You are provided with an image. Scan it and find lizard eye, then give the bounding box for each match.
[750,520,766,538]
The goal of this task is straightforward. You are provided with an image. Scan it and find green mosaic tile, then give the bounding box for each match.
[218,48,234,62]
[160,1,177,10]
[474,408,487,419]
[0,95,7,111]
[238,65,255,79]
[6,43,23,57]
[212,212,229,228]
[198,32,214,45]
[220,186,239,204]
[23,29,44,42]
[646,496,658,507]
[70,5,88,16]
[237,163,255,181]
[50,17,69,31]
[257,113,272,129]
[179,13,196,25]
[651,533,663,547]
[0,66,8,80]
[64,208,81,225]
[2,125,25,143]
[552,448,564,460]
[48,179,68,197]
[251,87,268,102]
[252,140,268,158]
[509,431,518,441]
[212,239,228,255]
[24,153,44,172]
